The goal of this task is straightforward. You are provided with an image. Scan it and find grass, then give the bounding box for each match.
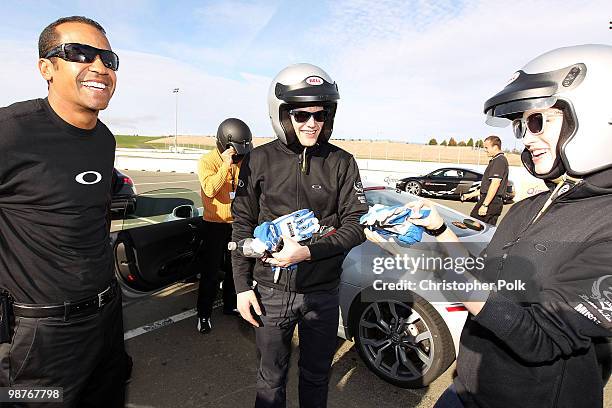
[115,134,522,165]
[115,135,216,150]
[114,135,169,149]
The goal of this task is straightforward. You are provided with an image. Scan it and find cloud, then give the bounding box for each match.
[317,0,611,146]
[1,0,609,149]
[194,0,279,34]
[100,50,272,136]
[0,40,47,104]
[155,0,280,74]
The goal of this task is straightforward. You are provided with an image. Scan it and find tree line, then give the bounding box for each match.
[427,137,484,148]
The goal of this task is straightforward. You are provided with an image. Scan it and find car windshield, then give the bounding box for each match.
[364,188,482,237]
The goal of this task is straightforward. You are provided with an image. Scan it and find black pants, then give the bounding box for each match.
[197,221,236,317]
[254,284,339,408]
[433,384,465,408]
[0,291,130,408]
[470,196,503,226]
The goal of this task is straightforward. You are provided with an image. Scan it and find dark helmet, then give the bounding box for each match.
[216,118,253,161]
[267,63,339,146]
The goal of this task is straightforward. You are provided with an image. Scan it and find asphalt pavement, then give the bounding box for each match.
[120,170,611,408]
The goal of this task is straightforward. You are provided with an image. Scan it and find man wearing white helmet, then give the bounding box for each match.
[231,63,368,407]
[392,45,612,407]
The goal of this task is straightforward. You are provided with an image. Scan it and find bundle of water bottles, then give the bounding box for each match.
[359,204,430,244]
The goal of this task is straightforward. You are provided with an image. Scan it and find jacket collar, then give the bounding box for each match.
[274,139,324,156]
[489,152,504,161]
[555,167,612,201]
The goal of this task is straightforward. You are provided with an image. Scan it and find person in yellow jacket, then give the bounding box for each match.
[196,118,252,333]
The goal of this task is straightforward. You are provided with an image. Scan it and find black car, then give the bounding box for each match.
[395,167,515,203]
[111,168,137,218]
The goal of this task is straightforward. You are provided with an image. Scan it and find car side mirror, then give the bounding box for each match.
[172,205,197,219]
[463,218,484,231]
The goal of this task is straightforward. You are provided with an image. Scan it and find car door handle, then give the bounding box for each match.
[188,223,199,244]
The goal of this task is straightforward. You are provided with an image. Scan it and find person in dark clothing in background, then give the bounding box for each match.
[403,45,612,408]
[231,63,368,408]
[461,135,508,226]
[0,16,129,407]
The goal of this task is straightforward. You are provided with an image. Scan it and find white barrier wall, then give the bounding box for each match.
[115,148,548,201]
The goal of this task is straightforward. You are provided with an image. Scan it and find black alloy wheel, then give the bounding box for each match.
[353,294,455,388]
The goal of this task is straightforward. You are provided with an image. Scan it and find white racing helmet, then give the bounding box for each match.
[268,63,339,145]
[484,44,612,178]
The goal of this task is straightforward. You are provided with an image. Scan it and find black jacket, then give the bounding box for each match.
[455,168,612,408]
[231,140,368,293]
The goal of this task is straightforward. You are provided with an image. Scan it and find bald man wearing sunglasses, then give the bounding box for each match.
[0,16,129,407]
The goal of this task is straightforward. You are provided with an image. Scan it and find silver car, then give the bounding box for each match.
[336,185,494,388]
[112,185,494,388]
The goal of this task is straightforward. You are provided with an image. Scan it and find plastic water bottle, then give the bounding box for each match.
[227,238,267,258]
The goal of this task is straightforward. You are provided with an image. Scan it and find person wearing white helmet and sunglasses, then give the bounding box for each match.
[382,45,612,407]
[231,63,368,407]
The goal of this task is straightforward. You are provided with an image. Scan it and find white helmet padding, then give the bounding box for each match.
[484,44,612,177]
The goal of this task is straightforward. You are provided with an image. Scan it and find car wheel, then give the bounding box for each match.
[352,292,455,388]
[404,181,422,196]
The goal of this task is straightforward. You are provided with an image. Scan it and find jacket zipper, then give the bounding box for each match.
[297,154,301,208]
[552,359,567,407]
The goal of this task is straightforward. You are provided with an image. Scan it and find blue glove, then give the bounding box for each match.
[253,209,320,252]
[253,221,278,252]
[371,224,424,245]
[360,204,405,225]
[362,205,431,245]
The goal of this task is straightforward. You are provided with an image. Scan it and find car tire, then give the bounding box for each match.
[352,290,455,388]
[404,181,422,196]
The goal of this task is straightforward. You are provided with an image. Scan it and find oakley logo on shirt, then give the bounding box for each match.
[75,171,102,185]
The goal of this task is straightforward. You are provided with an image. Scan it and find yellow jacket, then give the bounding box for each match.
[197,149,241,223]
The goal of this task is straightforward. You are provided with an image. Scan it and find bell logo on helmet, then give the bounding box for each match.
[506,71,520,85]
[562,66,582,87]
[305,76,324,86]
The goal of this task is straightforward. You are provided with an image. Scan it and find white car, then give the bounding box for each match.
[113,185,494,388]
[336,185,494,388]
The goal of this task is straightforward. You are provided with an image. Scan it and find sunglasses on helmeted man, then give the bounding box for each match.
[289,109,329,123]
[512,111,563,139]
[44,43,120,71]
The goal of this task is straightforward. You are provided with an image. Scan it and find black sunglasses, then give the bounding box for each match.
[289,109,329,123]
[512,111,564,139]
[44,43,120,71]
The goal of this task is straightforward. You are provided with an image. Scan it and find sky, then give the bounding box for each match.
[1,0,610,147]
